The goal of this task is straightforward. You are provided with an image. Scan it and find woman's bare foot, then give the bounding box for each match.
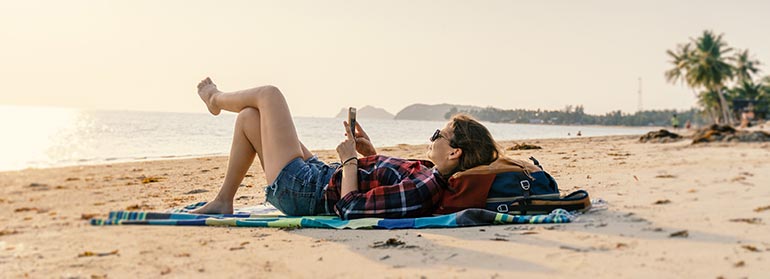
[197,77,222,115]
[190,198,233,214]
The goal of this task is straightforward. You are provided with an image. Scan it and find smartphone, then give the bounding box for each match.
[348,107,357,137]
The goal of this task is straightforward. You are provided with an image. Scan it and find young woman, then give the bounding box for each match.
[192,77,499,219]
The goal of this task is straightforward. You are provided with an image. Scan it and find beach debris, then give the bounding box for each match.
[0,229,19,236]
[616,243,629,249]
[160,267,171,275]
[654,199,671,205]
[692,124,770,143]
[508,143,542,150]
[141,176,164,184]
[65,177,80,181]
[78,250,119,257]
[14,207,36,212]
[734,261,745,268]
[729,218,762,224]
[174,253,191,257]
[14,207,48,213]
[741,245,759,252]
[607,152,631,157]
[490,238,508,242]
[669,230,689,238]
[379,255,390,261]
[91,274,108,279]
[559,245,589,252]
[125,203,153,211]
[184,189,209,194]
[245,174,254,178]
[81,213,99,220]
[371,238,417,249]
[655,174,677,179]
[229,246,245,251]
[639,129,682,143]
[26,183,50,191]
[633,175,639,182]
[754,205,770,212]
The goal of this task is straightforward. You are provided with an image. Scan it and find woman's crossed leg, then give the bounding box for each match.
[192,77,313,214]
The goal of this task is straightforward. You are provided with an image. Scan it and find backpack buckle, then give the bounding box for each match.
[496,204,509,213]
[520,180,531,190]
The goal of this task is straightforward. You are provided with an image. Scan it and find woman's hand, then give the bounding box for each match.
[337,122,358,162]
[346,121,377,156]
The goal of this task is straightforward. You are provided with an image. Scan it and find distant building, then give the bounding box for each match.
[528,118,544,124]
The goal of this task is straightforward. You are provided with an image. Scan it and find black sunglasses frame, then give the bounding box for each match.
[430,129,457,147]
[430,129,443,142]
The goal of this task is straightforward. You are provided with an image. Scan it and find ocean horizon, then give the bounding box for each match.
[0,105,655,172]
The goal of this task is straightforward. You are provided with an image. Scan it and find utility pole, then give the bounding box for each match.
[637,77,643,112]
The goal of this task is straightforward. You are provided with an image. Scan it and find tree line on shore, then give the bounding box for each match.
[445,106,705,127]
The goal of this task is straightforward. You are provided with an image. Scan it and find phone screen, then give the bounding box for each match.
[348,107,357,136]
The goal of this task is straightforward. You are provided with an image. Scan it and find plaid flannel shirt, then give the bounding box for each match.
[323,155,447,220]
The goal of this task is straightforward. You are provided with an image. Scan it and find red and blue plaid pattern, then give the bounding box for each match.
[323,155,447,220]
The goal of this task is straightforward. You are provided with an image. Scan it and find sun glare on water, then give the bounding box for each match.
[0,105,88,171]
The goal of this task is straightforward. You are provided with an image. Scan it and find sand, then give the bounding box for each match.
[1,134,769,278]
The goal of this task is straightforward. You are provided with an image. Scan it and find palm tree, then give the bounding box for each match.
[665,43,695,86]
[733,49,761,83]
[666,30,735,124]
[730,79,762,101]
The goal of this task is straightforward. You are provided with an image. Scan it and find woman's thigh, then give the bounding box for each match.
[256,89,306,184]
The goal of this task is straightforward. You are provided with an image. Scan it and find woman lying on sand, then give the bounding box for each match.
[192,78,499,219]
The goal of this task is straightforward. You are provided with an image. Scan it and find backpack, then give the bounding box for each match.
[434,156,591,215]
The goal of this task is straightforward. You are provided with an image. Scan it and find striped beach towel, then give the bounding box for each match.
[90,202,575,229]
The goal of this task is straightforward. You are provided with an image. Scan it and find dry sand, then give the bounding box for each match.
[1,134,769,278]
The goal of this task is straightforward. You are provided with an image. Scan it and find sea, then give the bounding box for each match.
[0,105,654,172]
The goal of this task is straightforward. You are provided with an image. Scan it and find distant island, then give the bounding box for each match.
[334,106,395,119]
[394,104,482,121]
[335,103,709,127]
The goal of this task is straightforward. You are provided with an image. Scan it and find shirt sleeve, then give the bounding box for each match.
[334,171,443,220]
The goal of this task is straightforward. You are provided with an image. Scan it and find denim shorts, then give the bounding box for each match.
[265,156,340,216]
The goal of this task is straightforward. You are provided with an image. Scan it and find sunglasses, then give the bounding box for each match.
[430,129,444,142]
[430,129,457,147]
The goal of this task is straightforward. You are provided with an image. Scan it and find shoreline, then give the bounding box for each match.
[0,132,652,174]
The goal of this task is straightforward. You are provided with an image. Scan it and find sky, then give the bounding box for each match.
[1,0,769,117]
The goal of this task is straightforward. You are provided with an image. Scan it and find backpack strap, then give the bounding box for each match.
[518,179,531,214]
[529,156,544,171]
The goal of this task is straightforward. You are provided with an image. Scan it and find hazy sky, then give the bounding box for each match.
[1,0,768,117]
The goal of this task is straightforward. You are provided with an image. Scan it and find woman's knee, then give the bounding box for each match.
[236,107,261,123]
[257,85,286,105]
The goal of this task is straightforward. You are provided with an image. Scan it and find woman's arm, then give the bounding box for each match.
[340,159,359,198]
[337,122,360,197]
